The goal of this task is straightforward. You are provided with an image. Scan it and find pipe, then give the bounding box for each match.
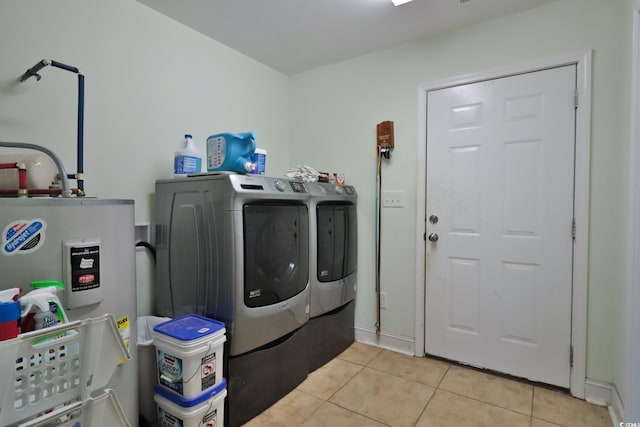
[0,142,72,197]
[0,188,80,197]
[18,59,50,82]
[77,74,84,193]
[17,162,27,197]
[0,162,28,197]
[51,60,79,74]
[374,149,383,334]
[374,147,391,335]
[19,59,86,195]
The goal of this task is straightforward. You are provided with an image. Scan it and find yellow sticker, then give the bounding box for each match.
[117,314,130,365]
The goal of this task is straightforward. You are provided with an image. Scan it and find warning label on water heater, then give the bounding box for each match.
[69,245,101,291]
[1,219,47,256]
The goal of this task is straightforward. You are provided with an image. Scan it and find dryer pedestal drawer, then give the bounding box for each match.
[307,299,355,373]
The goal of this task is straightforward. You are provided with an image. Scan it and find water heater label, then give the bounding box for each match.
[1,218,47,256]
[69,245,101,292]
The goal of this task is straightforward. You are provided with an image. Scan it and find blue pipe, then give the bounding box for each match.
[51,60,79,74]
[77,74,84,193]
[19,59,85,195]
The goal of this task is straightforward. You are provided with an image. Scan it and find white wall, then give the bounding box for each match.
[0,1,290,315]
[289,0,627,385]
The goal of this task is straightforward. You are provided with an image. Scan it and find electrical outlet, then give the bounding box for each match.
[380,292,388,309]
[382,191,404,208]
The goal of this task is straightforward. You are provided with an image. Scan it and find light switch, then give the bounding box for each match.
[382,191,404,208]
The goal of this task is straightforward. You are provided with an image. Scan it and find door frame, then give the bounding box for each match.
[625,7,640,420]
[414,50,592,398]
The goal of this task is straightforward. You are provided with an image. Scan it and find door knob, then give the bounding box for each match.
[428,233,439,242]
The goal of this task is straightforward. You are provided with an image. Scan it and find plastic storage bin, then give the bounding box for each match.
[0,314,130,427]
[155,379,227,427]
[153,314,226,398]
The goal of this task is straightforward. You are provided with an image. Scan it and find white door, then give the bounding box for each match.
[425,65,576,387]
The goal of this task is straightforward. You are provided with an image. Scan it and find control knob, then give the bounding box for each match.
[274,179,287,192]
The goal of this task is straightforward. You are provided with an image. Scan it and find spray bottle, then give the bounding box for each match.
[20,280,68,333]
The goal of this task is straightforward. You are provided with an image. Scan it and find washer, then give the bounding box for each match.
[155,173,311,426]
[307,182,357,371]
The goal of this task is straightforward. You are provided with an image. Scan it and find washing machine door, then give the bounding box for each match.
[317,202,357,282]
[243,203,309,307]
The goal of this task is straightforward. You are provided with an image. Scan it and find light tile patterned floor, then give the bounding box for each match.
[243,342,612,427]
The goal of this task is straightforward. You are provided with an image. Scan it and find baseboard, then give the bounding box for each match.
[583,378,624,427]
[609,384,624,427]
[354,327,414,356]
[584,379,612,406]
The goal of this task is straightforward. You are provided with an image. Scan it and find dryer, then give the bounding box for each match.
[155,173,311,426]
[307,182,357,371]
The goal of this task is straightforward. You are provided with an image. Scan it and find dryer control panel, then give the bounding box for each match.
[289,181,308,193]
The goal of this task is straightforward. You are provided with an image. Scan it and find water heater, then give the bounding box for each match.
[0,197,139,426]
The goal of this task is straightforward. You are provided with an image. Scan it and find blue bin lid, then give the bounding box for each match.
[155,378,227,407]
[0,301,20,322]
[153,314,225,341]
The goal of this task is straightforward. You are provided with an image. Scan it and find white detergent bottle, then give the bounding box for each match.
[174,134,202,178]
[20,280,69,333]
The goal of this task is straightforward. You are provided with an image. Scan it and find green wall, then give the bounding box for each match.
[0,0,630,393]
[290,0,627,383]
[0,0,290,222]
[0,0,290,315]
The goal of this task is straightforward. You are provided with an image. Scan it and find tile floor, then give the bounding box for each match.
[243,342,612,427]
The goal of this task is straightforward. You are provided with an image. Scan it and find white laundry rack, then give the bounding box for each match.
[0,314,130,427]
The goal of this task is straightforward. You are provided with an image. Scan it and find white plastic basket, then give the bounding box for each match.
[17,388,128,427]
[0,314,130,427]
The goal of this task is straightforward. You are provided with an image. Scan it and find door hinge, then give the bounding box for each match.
[570,345,574,367]
[423,232,427,241]
[574,89,579,109]
[572,218,576,240]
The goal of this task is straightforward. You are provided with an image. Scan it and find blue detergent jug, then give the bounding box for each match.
[206,132,256,174]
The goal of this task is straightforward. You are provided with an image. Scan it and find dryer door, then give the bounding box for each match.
[243,203,309,307]
[317,202,357,282]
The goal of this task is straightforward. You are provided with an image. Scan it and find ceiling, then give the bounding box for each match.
[137,0,555,75]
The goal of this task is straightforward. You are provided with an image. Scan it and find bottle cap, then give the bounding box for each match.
[31,280,65,289]
[185,134,193,139]
[0,288,21,302]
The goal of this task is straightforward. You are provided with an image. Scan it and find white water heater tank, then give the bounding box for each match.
[0,197,139,426]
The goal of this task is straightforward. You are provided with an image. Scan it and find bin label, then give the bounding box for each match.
[158,350,184,395]
[158,407,183,427]
[204,408,217,427]
[201,352,216,390]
